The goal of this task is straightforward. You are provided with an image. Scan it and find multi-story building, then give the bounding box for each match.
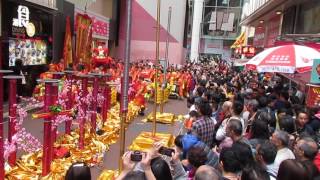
[240,0,320,106]
[241,0,320,50]
[188,0,244,62]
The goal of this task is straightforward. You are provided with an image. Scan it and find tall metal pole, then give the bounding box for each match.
[165,7,172,65]
[160,7,172,113]
[119,0,132,171]
[153,0,161,136]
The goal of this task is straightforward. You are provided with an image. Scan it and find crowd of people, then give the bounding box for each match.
[113,60,320,180]
[63,59,320,180]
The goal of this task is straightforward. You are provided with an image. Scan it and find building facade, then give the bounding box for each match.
[241,0,320,50]
[188,0,244,62]
[116,0,187,65]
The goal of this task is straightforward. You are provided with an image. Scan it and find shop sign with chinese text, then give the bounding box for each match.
[306,84,320,107]
[235,46,256,57]
[12,5,35,37]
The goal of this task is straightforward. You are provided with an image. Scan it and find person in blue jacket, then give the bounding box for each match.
[174,134,219,169]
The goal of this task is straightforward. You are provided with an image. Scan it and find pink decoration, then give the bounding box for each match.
[97,92,105,107]
[91,76,99,133]
[64,76,74,134]
[102,85,110,124]
[52,115,72,129]
[4,106,42,160]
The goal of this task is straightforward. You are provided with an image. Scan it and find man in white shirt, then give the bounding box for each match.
[270,130,295,175]
[216,101,244,141]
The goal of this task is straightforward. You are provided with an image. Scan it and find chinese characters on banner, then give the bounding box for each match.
[92,18,108,37]
[306,84,320,107]
[235,46,256,57]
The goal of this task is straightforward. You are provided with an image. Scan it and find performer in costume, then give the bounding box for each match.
[131,78,147,115]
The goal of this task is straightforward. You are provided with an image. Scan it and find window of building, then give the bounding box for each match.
[187,0,243,40]
[297,0,320,34]
[202,6,241,38]
[229,0,241,7]
[217,0,229,7]
[281,5,296,35]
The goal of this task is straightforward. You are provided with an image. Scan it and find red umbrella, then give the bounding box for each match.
[246,45,320,73]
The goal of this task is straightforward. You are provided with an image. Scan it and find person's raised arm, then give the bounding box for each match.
[141,152,156,180]
[115,151,136,180]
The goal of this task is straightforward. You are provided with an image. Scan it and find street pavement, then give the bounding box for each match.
[91,99,188,179]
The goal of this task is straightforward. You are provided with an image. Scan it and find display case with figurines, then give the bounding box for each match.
[8,38,47,66]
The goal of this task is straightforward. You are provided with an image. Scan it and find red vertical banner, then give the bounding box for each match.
[266,16,281,47]
[253,26,265,48]
[63,16,73,69]
[75,14,93,69]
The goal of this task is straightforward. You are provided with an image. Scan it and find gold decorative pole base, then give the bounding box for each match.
[147,86,175,124]
[146,112,176,124]
[129,132,174,151]
[119,112,127,172]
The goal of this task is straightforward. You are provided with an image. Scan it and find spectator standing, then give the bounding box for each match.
[65,163,91,180]
[195,165,222,180]
[277,159,310,180]
[216,101,244,141]
[270,130,295,173]
[293,137,319,179]
[296,110,314,136]
[219,147,241,180]
[256,141,278,179]
[191,102,215,147]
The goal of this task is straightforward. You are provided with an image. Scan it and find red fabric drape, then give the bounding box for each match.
[75,14,93,70]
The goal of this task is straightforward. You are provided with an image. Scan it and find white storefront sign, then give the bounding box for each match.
[12,5,35,37]
[13,5,30,28]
